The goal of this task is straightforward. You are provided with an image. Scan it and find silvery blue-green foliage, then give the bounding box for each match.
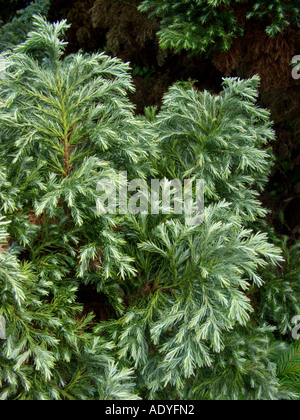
[154,77,275,223]
[139,0,300,53]
[0,216,139,400]
[0,15,154,293]
[0,15,153,400]
[100,201,285,399]
[0,0,50,52]
[97,75,298,400]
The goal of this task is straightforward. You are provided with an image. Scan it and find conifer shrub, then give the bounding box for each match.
[0,16,299,400]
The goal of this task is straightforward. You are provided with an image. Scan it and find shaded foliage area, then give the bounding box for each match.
[140,0,300,53]
[0,0,49,51]
[0,0,32,23]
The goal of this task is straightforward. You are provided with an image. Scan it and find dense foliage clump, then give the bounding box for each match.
[0,13,299,400]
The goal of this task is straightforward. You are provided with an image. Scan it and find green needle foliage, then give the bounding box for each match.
[272,339,300,397]
[139,0,300,54]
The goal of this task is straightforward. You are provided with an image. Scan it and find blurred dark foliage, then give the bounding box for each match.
[0,0,31,22]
